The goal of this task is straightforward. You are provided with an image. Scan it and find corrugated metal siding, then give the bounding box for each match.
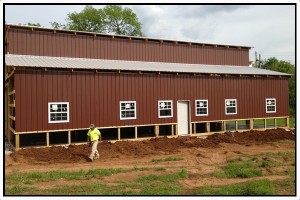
[14,71,289,133]
[8,28,249,66]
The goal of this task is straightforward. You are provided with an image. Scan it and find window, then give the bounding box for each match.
[158,100,173,118]
[120,101,136,120]
[195,100,208,116]
[48,102,69,123]
[225,99,237,115]
[266,98,276,113]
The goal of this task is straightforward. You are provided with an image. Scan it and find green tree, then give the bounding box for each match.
[50,5,144,36]
[103,5,143,36]
[261,57,295,116]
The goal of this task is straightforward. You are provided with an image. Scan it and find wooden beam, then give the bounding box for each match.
[206,122,210,133]
[8,90,15,95]
[5,70,14,81]
[250,119,254,130]
[15,134,20,150]
[155,125,159,137]
[135,127,138,139]
[286,117,290,128]
[9,126,15,133]
[223,121,226,132]
[9,115,15,121]
[9,101,15,107]
[171,125,174,136]
[46,132,50,147]
[68,130,71,145]
[118,128,121,140]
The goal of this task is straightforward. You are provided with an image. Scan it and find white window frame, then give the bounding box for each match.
[48,102,69,123]
[195,100,209,116]
[266,98,276,113]
[120,101,137,120]
[158,100,173,118]
[225,99,237,115]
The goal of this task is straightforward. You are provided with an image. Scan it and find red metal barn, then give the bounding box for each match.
[4,25,290,149]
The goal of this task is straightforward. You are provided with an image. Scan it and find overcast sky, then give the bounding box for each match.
[4,4,295,64]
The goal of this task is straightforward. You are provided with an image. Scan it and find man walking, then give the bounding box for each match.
[87,123,101,161]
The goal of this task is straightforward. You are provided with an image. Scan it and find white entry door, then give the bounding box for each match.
[177,101,190,135]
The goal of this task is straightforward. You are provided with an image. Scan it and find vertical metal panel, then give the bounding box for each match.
[19,71,27,132]
[70,74,76,128]
[102,74,108,126]
[95,74,102,126]
[75,73,82,128]
[41,71,48,131]
[8,28,250,66]
[86,36,92,59]
[8,29,16,53]
[43,32,48,56]
[84,73,91,126]
[14,70,290,133]
[83,73,88,127]
[31,71,38,131]
[14,72,21,132]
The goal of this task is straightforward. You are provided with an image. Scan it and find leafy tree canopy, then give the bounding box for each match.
[50,5,144,36]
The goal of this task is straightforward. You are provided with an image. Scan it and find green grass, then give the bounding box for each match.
[8,167,154,184]
[265,151,293,159]
[151,157,184,163]
[6,169,188,195]
[5,185,38,195]
[213,162,262,178]
[253,116,295,128]
[289,116,295,128]
[5,168,143,185]
[260,160,271,168]
[273,178,295,195]
[197,179,274,195]
[155,167,166,171]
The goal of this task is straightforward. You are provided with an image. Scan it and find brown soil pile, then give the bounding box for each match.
[10,128,295,164]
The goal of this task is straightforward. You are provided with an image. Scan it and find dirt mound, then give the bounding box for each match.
[10,128,295,164]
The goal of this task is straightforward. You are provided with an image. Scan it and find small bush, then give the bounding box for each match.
[152,157,184,163]
[155,167,166,171]
[260,160,270,168]
[213,162,262,178]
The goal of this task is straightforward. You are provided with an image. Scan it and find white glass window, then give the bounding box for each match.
[225,99,237,115]
[48,102,69,123]
[195,100,208,116]
[266,98,276,113]
[158,100,173,118]
[120,101,136,120]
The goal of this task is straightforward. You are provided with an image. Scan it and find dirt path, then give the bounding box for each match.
[5,129,295,190]
[5,129,295,174]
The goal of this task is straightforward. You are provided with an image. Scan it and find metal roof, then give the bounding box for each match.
[5,54,290,76]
